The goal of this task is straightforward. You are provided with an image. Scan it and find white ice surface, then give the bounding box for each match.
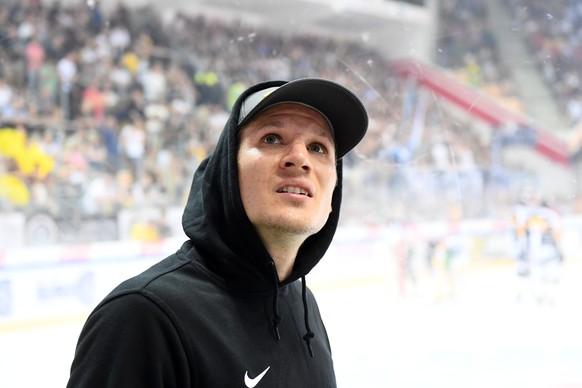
[1,253,581,388]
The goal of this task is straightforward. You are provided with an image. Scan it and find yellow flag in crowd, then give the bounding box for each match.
[0,127,26,158]
[0,128,56,206]
[0,128,55,178]
[0,174,30,205]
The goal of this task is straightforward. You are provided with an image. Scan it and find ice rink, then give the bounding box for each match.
[1,240,582,388]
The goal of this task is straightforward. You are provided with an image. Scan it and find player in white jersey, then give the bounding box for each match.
[511,187,536,302]
[523,200,563,305]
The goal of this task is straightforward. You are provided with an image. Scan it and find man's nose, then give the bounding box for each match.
[281,142,311,172]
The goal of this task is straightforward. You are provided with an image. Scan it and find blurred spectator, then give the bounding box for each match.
[25,33,45,107]
[140,61,167,103]
[108,22,131,59]
[57,51,77,120]
[144,97,169,154]
[81,78,106,121]
[118,113,146,183]
[38,61,59,116]
[82,171,118,216]
[98,114,120,171]
[0,78,13,112]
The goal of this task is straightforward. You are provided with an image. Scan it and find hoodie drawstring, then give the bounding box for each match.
[269,262,282,340]
[301,276,315,358]
[268,263,315,358]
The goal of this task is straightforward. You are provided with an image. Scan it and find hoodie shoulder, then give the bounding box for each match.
[105,251,190,299]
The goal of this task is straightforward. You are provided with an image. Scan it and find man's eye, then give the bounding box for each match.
[309,143,326,154]
[263,134,281,144]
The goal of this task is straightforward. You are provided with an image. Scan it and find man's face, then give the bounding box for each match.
[238,103,338,240]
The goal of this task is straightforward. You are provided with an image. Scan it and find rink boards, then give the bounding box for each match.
[2,217,582,329]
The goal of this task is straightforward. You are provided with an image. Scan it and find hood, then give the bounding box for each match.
[181,80,344,291]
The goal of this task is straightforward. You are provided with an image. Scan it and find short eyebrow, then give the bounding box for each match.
[242,118,282,133]
[315,127,335,143]
[263,120,284,129]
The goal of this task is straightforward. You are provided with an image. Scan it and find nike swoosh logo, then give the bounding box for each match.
[244,366,270,388]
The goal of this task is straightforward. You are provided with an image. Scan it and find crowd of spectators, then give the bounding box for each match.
[435,0,524,115]
[436,0,502,85]
[0,0,535,243]
[504,0,582,127]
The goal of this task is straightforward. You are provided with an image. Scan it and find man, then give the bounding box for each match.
[522,199,563,305]
[66,78,368,387]
[511,186,535,301]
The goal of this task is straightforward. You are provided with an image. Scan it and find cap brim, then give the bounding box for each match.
[238,78,368,158]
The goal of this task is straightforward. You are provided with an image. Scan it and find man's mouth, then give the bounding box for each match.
[277,186,311,197]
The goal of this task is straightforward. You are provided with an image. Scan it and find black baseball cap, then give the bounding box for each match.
[237,78,368,159]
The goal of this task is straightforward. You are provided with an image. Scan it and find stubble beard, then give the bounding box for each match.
[259,211,326,245]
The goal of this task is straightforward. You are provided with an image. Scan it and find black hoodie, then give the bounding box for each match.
[67,80,350,388]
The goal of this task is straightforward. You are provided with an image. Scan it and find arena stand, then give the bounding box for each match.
[1,0,579,248]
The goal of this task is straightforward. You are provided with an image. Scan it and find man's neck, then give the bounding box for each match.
[269,251,297,282]
[260,232,306,281]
